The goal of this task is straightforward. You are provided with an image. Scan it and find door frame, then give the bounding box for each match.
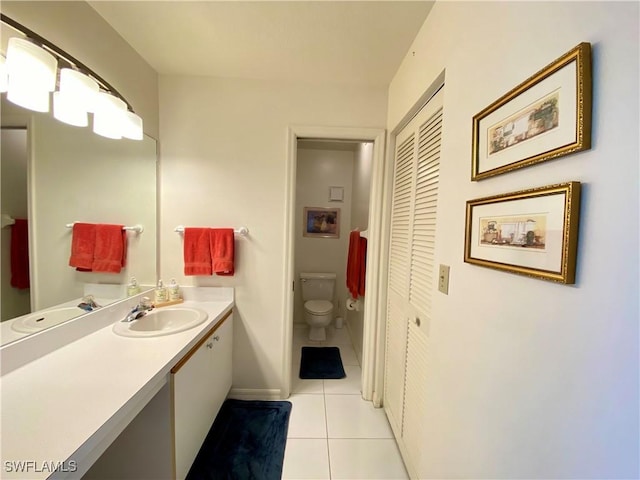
[282,125,386,402]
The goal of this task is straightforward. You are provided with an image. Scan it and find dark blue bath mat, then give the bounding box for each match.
[186,399,292,480]
[299,346,346,379]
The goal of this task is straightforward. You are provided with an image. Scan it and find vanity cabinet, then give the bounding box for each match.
[170,310,233,480]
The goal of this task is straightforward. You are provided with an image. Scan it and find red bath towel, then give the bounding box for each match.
[347,230,367,298]
[357,236,367,297]
[69,223,96,271]
[92,224,126,273]
[210,228,235,276]
[10,218,30,289]
[184,228,213,275]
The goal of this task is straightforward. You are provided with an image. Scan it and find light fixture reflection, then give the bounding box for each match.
[53,91,88,127]
[122,111,144,140]
[93,92,127,139]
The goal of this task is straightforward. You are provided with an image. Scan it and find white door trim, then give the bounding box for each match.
[282,125,386,401]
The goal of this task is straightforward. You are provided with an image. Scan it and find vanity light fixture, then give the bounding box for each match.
[0,13,143,140]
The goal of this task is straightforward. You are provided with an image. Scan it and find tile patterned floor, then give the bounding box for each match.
[283,325,408,480]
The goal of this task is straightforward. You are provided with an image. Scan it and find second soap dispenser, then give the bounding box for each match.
[154,279,168,304]
[168,278,182,301]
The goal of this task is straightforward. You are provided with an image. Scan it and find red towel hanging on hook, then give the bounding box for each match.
[347,230,367,298]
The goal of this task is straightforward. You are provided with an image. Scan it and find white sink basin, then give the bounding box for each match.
[11,307,85,333]
[113,307,208,338]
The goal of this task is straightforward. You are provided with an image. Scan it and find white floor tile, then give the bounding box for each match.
[324,326,353,345]
[287,394,327,439]
[338,344,360,366]
[323,365,362,394]
[291,370,325,394]
[325,395,393,439]
[328,439,408,479]
[282,439,331,480]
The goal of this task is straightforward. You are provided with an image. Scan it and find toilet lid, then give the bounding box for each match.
[304,300,333,315]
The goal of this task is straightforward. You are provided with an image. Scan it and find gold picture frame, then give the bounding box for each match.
[464,182,581,284]
[471,42,592,181]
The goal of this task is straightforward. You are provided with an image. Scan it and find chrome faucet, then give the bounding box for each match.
[122,297,154,322]
[77,295,101,312]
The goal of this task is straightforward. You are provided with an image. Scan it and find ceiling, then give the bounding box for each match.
[88,1,434,88]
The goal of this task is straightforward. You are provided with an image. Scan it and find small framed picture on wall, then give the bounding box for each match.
[303,207,341,239]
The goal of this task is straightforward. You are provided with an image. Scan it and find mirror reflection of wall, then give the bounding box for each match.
[0,98,158,346]
[1,127,30,321]
[30,111,157,311]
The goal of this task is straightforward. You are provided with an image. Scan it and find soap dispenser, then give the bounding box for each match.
[154,279,168,304]
[168,278,181,301]
[127,277,140,297]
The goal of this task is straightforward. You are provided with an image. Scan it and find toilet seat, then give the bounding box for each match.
[304,300,333,315]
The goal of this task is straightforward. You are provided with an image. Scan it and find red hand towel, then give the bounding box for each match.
[184,228,212,276]
[69,223,96,271]
[92,224,126,273]
[346,231,361,298]
[210,228,235,276]
[10,218,30,289]
[358,236,367,297]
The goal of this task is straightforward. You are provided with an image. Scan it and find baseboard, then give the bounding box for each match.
[228,388,283,401]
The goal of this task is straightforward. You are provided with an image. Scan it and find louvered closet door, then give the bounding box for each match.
[383,88,443,478]
[383,125,415,437]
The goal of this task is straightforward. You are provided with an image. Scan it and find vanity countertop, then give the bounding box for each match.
[0,292,234,479]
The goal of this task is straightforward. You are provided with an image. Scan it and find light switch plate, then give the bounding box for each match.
[438,264,450,294]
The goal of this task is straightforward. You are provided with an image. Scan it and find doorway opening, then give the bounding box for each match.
[282,126,386,404]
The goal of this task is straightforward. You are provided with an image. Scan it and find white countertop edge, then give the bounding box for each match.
[54,373,168,480]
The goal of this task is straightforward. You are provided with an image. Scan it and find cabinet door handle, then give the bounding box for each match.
[213,335,220,341]
[415,317,421,327]
[206,342,213,349]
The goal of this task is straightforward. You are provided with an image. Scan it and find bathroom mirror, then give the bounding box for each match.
[0,26,157,346]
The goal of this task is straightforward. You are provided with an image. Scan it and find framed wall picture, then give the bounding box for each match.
[471,42,592,181]
[303,207,340,238]
[464,182,581,284]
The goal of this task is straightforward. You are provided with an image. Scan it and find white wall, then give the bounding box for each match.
[0,129,30,320]
[159,75,387,393]
[31,115,157,310]
[294,146,353,325]
[346,142,373,364]
[387,2,639,478]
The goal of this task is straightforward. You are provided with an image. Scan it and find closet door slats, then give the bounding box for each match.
[383,89,443,479]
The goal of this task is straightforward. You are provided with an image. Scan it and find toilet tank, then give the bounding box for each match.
[300,272,336,301]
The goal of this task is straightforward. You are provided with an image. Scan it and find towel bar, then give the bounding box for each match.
[66,223,144,234]
[1,213,16,229]
[174,225,249,237]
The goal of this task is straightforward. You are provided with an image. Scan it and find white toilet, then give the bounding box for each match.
[300,272,336,341]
